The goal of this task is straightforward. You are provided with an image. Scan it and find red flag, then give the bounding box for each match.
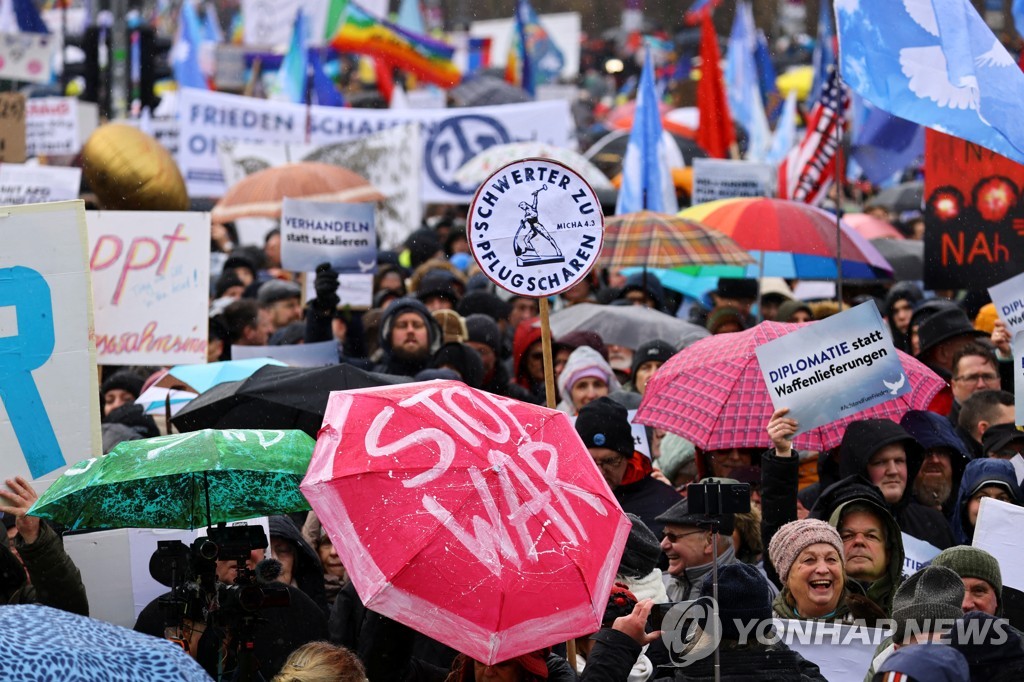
[696,12,735,159]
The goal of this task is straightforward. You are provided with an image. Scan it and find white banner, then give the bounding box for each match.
[26,97,80,157]
[974,497,1024,591]
[901,532,941,577]
[0,32,55,84]
[303,272,374,309]
[218,122,421,250]
[989,271,1024,336]
[0,164,81,206]
[87,211,211,366]
[280,198,376,273]
[181,87,573,203]
[232,340,338,366]
[0,200,99,487]
[691,158,775,204]
[241,0,331,48]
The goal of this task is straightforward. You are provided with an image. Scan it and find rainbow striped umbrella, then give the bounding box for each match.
[676,198,893,279]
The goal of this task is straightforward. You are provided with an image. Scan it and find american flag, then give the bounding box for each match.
[778,67,850,206]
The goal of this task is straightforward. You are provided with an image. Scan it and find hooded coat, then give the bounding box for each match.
[811,478,906,615]
[511,318,546,404]
[374,298,442,377]
[899,409,971,519]
[555,346,621,415]
[837,419,955,550]
[269,515,328,614]
[883,283,923,353]
[950,458,1023,545]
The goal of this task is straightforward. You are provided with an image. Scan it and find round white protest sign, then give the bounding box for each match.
[467,158,604,298]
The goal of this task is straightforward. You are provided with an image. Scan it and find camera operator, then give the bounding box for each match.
[134,528,328,681]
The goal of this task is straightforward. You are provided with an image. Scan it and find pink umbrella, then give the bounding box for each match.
[843,213,905,241]
[635,322,945,452]
[301,380,631,665]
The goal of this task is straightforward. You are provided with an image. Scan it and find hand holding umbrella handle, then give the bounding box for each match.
[767,408,798,458]
[0,476,41,544]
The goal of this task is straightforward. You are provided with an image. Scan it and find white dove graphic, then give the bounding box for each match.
[358,259,375,273]
[882,373,906,396]
[899,0,1013,111]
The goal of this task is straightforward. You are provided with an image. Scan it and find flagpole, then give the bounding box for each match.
[834,71,845,309]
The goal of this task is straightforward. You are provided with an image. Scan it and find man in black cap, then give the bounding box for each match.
[915,307,987,382]
[655,497,737,601]
[257,279,303,333]
[982,423,1024,459]
[628,340,675,396]
[464,314,530,401]
[575,398,680,540]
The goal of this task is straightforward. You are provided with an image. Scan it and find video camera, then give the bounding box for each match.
[150,523,289,670]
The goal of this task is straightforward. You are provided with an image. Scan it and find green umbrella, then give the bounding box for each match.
[29,429,314,531]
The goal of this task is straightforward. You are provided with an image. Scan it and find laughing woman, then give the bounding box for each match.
[768,519,848,621]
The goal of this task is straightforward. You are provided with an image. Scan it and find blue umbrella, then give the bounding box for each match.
[0,604,211,681]
[167,358,286,394]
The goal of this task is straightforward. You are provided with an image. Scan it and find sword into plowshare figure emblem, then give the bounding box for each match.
[513,184,564,267]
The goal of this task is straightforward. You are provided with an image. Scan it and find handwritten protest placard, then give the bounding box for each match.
[280,198,377,273]
[0,92,26,162]
[988,271,1024,336]
[691,159,774,204]
[756,302,910,434]
[0,33,55,84]
[26,97,80,157]
[87,211,210,366]
[0,164,81,206]
[0,200,99,486]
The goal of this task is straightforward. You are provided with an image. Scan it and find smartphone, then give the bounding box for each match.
[649,601,682,630]
[686,482,751,516]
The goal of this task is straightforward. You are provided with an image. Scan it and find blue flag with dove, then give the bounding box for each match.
[836,0,1024,165]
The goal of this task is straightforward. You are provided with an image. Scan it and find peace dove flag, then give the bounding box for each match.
[835,0,1024,165]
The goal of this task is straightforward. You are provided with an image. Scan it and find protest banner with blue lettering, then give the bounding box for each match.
[179,88,573,203]
[280,198,376,273]
[988,271,1024,336]
[901,532,941,578]
[756,302,909,434]
[87,211,210,366]
[0,200,100,486]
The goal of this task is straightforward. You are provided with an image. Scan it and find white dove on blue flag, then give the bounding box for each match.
[836,0,1024,164]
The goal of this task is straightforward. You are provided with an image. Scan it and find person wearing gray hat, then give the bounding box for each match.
[932,546,1003,616]
[655,497,738,602]
[257,279,303,332]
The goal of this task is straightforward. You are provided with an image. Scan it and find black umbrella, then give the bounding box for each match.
[449,75,531,107]
[172,364,411,437]
[870,238,923,281]
[871,181,924,214]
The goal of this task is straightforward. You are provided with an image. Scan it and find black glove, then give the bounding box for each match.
[313,262,340,312]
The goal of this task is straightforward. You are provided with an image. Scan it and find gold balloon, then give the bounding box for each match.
[82,123,189,211]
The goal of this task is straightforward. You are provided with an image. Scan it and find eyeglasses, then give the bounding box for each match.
[662,530,705,543]
[953,372,999,384]
[592,455,627,470]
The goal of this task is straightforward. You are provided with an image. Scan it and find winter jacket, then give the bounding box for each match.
[837,419,955,550]
[2,523,88,616]
[950,458,1023,545]
[899,409,971,518]
[664,544,739,602]
[373,298,441,377]
[625,636,826,681]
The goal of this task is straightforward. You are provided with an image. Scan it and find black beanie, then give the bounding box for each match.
[100,370,144,401]
[699,562,773,640]
[575,397,635,458]
[618,513,662,578]
[630,340,676,378]
[465,314,502,354]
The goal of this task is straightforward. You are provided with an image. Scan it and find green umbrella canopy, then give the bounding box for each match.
[29,429,315,531]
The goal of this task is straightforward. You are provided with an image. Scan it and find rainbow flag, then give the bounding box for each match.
[331,2,460,88]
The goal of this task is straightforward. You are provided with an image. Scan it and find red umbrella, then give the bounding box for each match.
[635,322,945,452]
[301,381,631,664]
[842,213,905,241]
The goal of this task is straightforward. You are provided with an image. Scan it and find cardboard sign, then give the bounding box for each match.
[756,302,909,434]
[988,271,1024,336]
[0,200,100,486]
[0,92,26,162]
[0,163,81,206]
[25,97,80,157]
[0,32,55,84]
[924,129,1024,289]
[232,340,339,366]
[280,198,377,273]
[691,159,774,204]
[87,211,211,366]
[467,158,604,298]
[973,497,1024,591]
[180,88,573,203]
[218,124,421,250]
